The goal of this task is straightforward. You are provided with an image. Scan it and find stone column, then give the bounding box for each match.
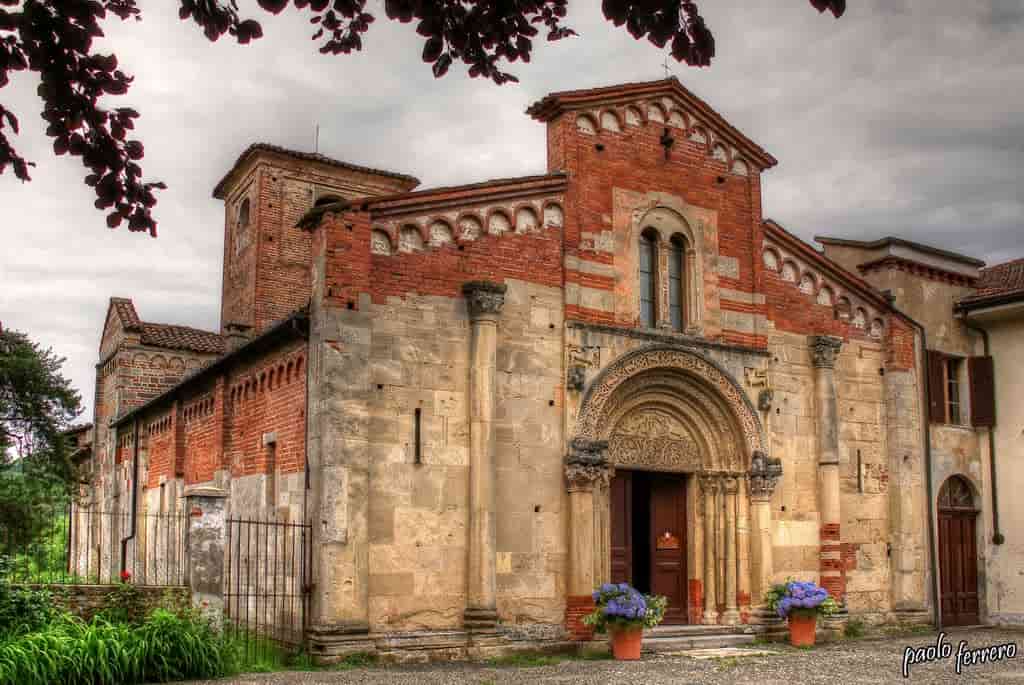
[722,475,740,625]
[748,451,782,624]
[700,474,719,625]
[737,474,752,620]
[184,486,228,627]
[463,281,507,631]
[810,335,844,602]
[564,439,612,641]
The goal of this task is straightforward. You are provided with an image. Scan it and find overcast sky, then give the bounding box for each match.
[1,1,1021,421]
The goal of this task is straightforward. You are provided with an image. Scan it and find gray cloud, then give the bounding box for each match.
[1,0,1021,419]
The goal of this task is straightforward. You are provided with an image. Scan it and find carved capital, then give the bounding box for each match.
[698,473,721,495]
[565,438,611,492]
[809,335,843,369]
[724,475,740,496]
[565,460,613,492]
[748,449,783,501]
[462,280,507,321]
[567,365,586,392]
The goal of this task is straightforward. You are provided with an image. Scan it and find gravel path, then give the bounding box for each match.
[180,628,1023,684]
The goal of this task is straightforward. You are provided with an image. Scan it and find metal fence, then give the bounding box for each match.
[224,515,312,664]
[0,502,187,586]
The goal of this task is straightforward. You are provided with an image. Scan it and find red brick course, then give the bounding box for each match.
[565,595,596,642]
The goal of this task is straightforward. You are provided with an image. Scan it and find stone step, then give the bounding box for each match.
[648,624,745,638]
[643,632,757,653]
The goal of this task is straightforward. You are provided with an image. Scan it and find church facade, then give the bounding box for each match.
[79,78,1021,658]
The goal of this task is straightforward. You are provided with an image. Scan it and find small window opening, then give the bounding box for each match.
[414,408,422,464]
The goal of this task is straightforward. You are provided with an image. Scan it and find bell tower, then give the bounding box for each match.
[212,144,419,335]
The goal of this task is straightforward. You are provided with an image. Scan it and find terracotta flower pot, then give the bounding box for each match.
[788,612,817,647]
[610,626,643,660]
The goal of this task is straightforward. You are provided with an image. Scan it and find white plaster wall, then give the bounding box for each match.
[983,316,1024,624]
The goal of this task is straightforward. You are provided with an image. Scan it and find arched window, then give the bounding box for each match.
[669,236,686,331]
[639,230,658,328]
[237,198,250,227]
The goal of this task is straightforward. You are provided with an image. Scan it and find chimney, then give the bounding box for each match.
[223,322,253,353]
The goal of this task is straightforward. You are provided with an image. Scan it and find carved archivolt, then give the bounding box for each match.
[575,344,765,469]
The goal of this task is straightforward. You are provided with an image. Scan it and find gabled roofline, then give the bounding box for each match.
[526,77,777,170]
[213,143,421,199]
[113,310,309,428]
[765,219,904,316]
[297,172,568,230]
[814,235,985,268]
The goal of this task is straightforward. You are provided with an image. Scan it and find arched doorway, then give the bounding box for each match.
[572,345,766,626]
[937,475,980,626]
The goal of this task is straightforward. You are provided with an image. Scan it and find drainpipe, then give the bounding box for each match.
[888,306,942,630]
[962,317,1003,546]
[120,417,141,576]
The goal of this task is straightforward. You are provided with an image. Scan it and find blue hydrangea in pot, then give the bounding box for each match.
[765,579,839,647]
[583,583,667,660]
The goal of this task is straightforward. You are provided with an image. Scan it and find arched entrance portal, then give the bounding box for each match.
[568,345,770,627]
[937,475,980,626]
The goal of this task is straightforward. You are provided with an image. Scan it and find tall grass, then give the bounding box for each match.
[0,609,231,685]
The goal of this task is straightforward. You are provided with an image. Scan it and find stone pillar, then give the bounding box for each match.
[462,281,506,631]
[564,438,612,641]
[810,335,844,602]
[722,475,740,625]
[184,486,228,627]
[700,474,719,625]
[737,475,752,621]
[748,451,782,624]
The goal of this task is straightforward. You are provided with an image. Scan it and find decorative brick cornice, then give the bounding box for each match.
[858,255,978,287]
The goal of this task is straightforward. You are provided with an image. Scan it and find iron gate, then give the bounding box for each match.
[224,515,312,663]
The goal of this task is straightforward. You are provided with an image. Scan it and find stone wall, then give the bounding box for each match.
[27,584,189,622]
[308,277,565,633]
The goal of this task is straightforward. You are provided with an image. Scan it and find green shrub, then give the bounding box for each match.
[0,608,232,685]
[0,580,56,638]
[844,618,866,639]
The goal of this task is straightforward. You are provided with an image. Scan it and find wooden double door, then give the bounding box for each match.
[610,471,688,624]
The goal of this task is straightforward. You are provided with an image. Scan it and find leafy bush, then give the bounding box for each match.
[844,618,866,639]
[0,571,56,638]
[0,609,232,685]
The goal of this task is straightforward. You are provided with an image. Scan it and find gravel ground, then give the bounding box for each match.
[179,628,1023,685]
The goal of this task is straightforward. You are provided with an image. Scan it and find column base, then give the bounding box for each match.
[702,610,719,626]
[307,622,373,664]
[721,608,741,626]
[464,607,499,632]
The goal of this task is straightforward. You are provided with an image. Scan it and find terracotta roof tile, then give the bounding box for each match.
[960,257,1024,306]
[140,323,225,355]
[111,297,143,331]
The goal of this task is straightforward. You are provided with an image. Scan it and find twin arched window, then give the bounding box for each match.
[639,230,689,332]
[639,230,657,328]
